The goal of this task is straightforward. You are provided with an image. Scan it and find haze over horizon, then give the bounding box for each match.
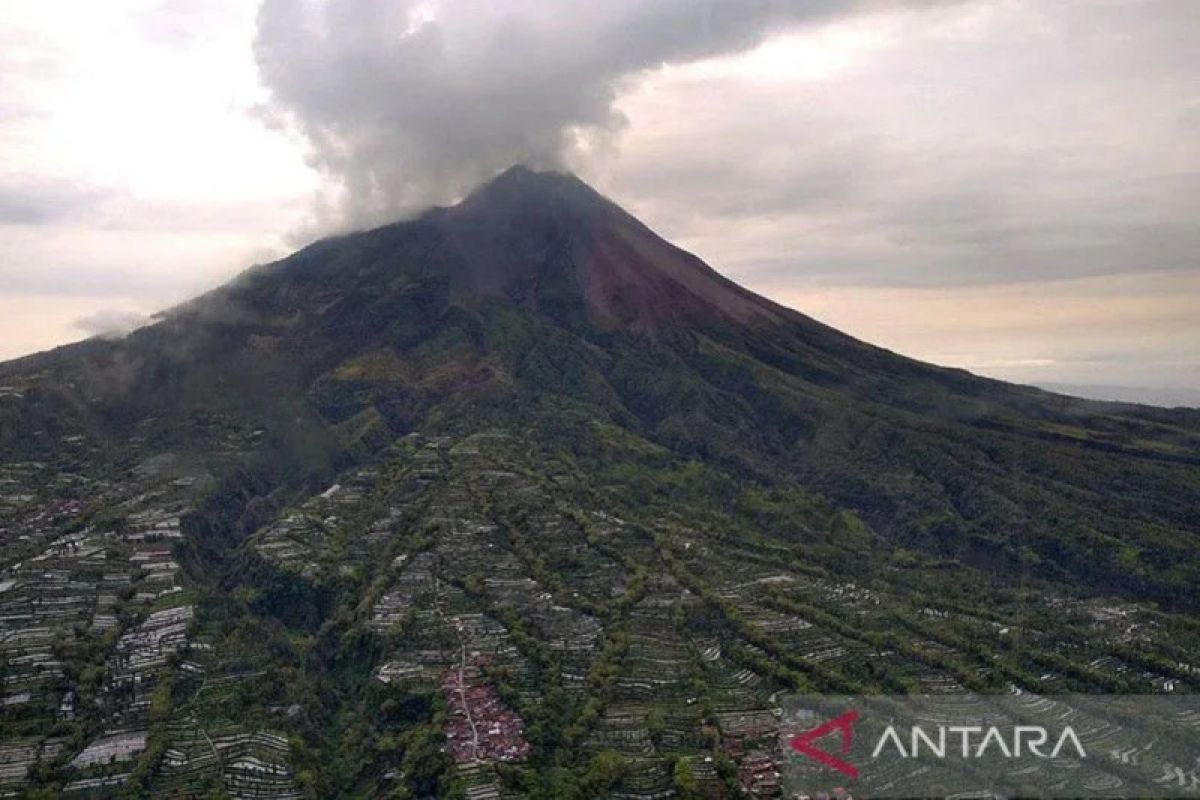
[2,0,1197,403]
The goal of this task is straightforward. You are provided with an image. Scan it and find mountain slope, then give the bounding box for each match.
[5,166,1197,600]
[0,166,1198,797]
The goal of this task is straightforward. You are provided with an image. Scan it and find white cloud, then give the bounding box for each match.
[0,1,317,330]
[72,308,152,339]
[252,0,960,231]
[596,0,1200,287]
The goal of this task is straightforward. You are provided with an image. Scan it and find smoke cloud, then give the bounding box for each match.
[253,0,952,230]
[73,308,152,340]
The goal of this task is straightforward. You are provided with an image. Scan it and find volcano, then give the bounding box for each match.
[0,167,1197,797]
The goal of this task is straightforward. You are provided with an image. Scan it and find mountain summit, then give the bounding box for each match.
[432,166,785,330]
[0,166,1198,796]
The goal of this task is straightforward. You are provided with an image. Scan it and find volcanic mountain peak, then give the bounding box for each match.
[423,165,787,331]
[446,164,610,221]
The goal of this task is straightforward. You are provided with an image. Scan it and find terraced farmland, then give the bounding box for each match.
[0,420,1195,797]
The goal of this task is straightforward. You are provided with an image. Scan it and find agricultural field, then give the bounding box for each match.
[3,421,1194,799]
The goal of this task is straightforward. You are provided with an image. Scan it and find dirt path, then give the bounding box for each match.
[436,574,481,763]
[455,629,481,761]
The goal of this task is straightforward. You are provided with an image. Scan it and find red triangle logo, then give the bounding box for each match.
[789,709,860,779]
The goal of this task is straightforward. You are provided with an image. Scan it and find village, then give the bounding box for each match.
[0,428,1195,797]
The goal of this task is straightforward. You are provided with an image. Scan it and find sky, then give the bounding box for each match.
[1,0,1197,403]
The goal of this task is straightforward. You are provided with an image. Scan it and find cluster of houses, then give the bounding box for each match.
[441,658,530,764]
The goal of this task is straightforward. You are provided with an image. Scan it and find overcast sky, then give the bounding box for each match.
[1,0,1197,401]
